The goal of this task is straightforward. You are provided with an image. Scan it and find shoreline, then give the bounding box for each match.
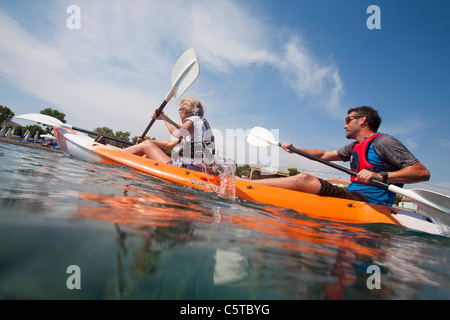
[0,136,64,154]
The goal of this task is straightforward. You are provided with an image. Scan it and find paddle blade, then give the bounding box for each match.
[172,48,200,99]
[389,185,450,229]
[141,49,199,138]
[412,189,450,211]
[15,113,65,127]
[247,126,278,147]
[411,188,450,227]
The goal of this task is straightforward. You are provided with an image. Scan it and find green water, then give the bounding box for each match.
[1,142,450,301]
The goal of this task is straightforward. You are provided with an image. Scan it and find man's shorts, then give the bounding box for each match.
[317,179,370,203]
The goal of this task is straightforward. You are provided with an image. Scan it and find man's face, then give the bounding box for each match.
[344,112,362,139]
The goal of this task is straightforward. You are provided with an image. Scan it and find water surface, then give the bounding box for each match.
[1,142,449,300]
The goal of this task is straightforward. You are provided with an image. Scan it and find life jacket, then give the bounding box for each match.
[350,133,384,183]
[174,116,215,165]
[200,118,215,155]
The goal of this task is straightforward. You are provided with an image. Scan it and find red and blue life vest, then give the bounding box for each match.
[350,133,384,183]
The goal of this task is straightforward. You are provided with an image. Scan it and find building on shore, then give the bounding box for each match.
[248,165,290,180]
[396,197,418,210]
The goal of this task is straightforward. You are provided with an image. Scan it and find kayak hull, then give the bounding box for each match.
[53,127,445,236]
[54,127,105,163]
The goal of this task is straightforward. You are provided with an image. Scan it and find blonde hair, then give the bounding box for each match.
[179,96,205,117]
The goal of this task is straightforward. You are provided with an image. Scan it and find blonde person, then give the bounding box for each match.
[124,97,215,172]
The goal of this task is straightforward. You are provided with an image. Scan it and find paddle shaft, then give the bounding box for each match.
[286,145,389,189]
[140,100,168,139]
[15,113,134,146]
[71,126,134,146]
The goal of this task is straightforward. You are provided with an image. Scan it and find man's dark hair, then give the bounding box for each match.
[348,106,381,132]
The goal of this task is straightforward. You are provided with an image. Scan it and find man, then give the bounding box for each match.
[250,106,430,206]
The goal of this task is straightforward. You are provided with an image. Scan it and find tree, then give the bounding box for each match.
[27,124,46,137]
[235,164,251,178]
[131,136,140,144]
[40,108,66,123]
[0,105,15,126]
[394,195,403,206]
[92,127,114,137]
[115,131,130,143]
[288,168,300,176]
[12,125,46,138]
[92,127,131,149]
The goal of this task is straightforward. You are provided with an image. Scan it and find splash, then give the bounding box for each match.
[218,160,236,200]
[206,156,236,200]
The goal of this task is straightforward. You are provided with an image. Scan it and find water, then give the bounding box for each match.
[1,141,450,301]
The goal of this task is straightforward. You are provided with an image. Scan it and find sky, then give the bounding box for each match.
[1,0,449,193]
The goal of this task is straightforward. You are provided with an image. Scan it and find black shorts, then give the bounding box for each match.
[317,179,370,203]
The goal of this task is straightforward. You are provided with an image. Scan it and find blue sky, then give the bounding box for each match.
[1,0,449,193]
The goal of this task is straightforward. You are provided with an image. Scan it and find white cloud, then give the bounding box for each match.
[173,0,277,71]
[434,139,450,148]
[0,0,344,139]
[278,37,344,116]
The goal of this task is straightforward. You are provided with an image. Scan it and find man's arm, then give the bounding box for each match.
[355,162,430,184]
[280,143,341,161]
[368,134,431,184]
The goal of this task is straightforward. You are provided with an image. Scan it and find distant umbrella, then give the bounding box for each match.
[40,134,57,140]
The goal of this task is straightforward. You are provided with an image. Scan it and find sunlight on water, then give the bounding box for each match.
[1,142,450,300]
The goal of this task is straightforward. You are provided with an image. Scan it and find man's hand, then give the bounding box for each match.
[355,169,383,184]
[280,142,294,153]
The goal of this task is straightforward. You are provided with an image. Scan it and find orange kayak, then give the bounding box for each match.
[53,127,444,235]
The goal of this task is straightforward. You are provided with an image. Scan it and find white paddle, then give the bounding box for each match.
[140,48,200,139]
[15,113,134,146]
[247,126,450,225]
